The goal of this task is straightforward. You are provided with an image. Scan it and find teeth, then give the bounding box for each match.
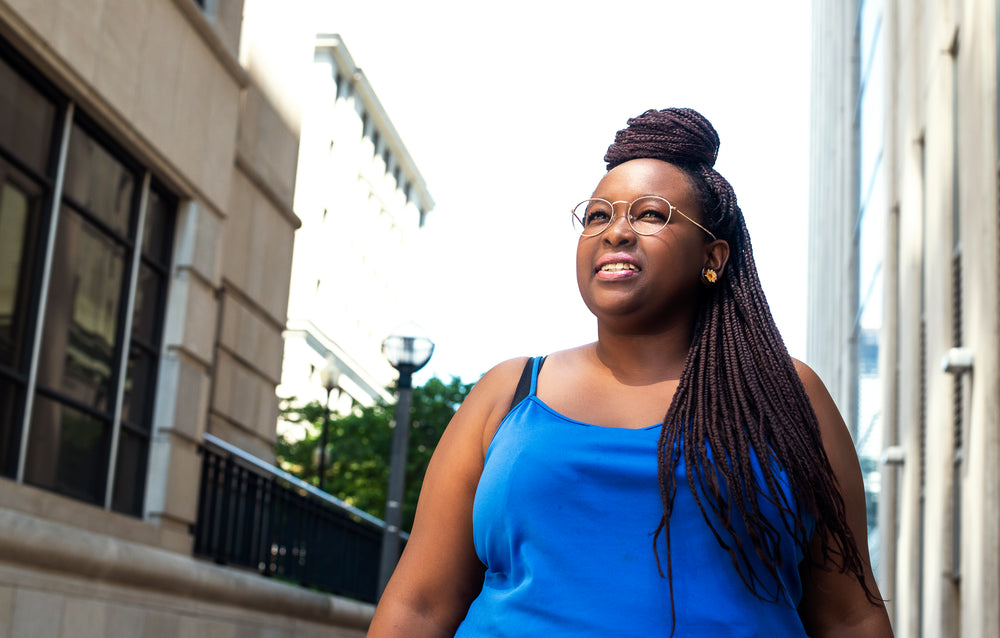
[600,262,638,272]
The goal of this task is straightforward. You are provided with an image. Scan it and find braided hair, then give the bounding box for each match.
[603,108,878,621]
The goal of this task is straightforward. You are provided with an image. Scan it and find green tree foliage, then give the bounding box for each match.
[276,376,473,532]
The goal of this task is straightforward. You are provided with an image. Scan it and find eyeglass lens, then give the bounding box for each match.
[571,197,673,236]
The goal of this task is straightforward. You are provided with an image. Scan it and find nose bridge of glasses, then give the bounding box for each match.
[606,200,633,228]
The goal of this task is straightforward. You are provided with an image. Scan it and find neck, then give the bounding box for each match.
[592,320,693,386]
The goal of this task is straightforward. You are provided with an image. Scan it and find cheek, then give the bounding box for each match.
[575,240,594,294]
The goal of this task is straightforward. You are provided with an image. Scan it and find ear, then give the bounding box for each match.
[704,239,730,277]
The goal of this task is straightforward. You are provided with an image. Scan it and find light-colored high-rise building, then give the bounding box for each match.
[809,1,999,636]
[278,33,433,416]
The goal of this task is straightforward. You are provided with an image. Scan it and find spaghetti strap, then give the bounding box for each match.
[507,356,547,414]
[528,355,545,396]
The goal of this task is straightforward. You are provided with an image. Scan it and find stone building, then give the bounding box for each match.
[809,1,999,636]
[0,0,372,635]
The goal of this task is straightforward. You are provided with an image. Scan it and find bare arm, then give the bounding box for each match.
[794,360,894,638]
[367,358,526,637]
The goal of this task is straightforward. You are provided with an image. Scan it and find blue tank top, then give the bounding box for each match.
[455,357,812,637]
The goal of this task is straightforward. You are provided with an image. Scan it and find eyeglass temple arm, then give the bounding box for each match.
[672,207,717,241]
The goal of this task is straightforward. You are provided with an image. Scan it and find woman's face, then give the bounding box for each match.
[575,158,721,333]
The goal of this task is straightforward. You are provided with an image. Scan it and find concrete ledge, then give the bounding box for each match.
[0,508,374,630]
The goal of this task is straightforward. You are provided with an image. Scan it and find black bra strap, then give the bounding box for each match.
[508,356,545,412]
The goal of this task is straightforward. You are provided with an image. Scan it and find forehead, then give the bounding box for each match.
[592,159,696,208]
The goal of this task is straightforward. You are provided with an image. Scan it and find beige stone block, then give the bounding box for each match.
[143,610,179,638]
[220,298,284,380]
[11,589,64,637]
[221,170,253,292]
[200,77,240,205]
[172,201,223,284]
[214,0,245,57]
[146,433,201,527]
[207,415,275,464]
[260,210,295,321]
[179,615,237,638]
[5,0,57,36]
[238,195,294,325]
[256,626,291,638]
[161,443,202,525]
[92,0,151,118]
[181,275,219,363]
[105,602,148,636]
[171,37,217,188]
[238,85,298,205]
[134,0,186,156]
[0,583,12,638]
[49,0,103,82]
[60,597,108,638]
[160,269,217,368]
[212,350,279,439]
[154,19,239,210]
[154,351,210,442]
[191,203,224,281]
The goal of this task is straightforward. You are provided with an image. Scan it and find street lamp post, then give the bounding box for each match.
[377,327,434,598]
[317,356,341,492]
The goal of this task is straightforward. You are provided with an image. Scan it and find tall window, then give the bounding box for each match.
[0,40,175,516]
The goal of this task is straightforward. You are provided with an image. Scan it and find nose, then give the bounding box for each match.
[603,201,635,244]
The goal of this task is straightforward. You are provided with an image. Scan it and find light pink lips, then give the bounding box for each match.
[595,253,641,280]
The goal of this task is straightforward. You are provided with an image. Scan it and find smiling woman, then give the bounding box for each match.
[366,108,893,638]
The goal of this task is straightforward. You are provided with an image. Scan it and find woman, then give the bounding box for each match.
[368,108,893,637]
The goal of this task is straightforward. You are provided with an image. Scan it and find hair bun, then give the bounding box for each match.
[604,108,720,170]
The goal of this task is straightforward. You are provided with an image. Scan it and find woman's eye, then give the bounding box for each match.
[635,209,667,222]
[586,210,611,224]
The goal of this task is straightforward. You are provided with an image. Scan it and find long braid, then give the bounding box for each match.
[606,109,879,618]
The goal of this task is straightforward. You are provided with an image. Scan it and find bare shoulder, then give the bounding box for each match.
[791,358,826,397]
[791,358,848,444]
[463,356,532,453]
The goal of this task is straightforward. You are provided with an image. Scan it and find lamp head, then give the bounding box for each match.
[382,323,434,374]
[319,355,342,392]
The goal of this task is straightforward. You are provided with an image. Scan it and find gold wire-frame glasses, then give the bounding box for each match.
[571,196,717,240]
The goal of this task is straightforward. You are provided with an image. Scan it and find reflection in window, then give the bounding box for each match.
[63,124,135,236]
[0,178,42,370]
[0,54,56,174]
[35,207,125,413]
[25,393,110,505]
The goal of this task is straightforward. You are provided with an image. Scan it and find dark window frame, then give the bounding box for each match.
[0,35,176,516]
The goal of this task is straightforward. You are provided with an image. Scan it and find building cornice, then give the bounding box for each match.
[314,33,435,217]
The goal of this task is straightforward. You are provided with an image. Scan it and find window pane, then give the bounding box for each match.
[36,208,125,413]
[0,174,44,370]
[111,426,148,516]
[0,374,23,478]
[63,124,135,237]
[142,188,173,264]
[131,262,165,345]
[0,56,56,175]
[24,393,109,505]
[121,344,154,429]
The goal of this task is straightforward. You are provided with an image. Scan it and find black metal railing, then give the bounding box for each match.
[194,433,399,603]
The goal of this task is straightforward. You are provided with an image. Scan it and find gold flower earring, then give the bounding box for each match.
[700,267,719,285]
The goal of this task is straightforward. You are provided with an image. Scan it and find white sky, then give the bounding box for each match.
[314,0,812,384]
